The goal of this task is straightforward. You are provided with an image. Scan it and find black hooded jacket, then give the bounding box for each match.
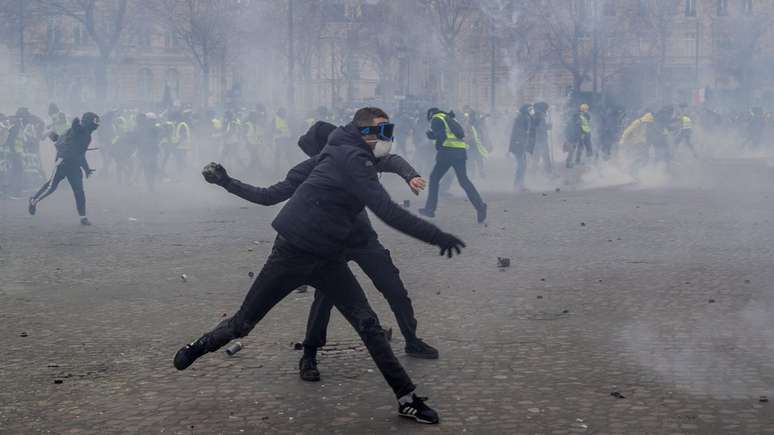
[509,105,534,155]
[269,123,443,258]
[55,117,94,170]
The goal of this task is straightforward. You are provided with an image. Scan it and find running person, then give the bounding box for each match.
[174,108,465,424]
[28,112,100,225]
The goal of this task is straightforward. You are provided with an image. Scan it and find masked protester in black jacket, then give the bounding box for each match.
[28,112,99,225]
[174,108,464,425]
[202,120,439,383]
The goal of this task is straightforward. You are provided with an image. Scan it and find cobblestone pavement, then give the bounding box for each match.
[1,158,774,434]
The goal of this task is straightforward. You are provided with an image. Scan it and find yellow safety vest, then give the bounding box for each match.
[112,116,128,145]
[470,125,488,158]
[432,113,467,149]
[274,116,289,137]
[52,115,68,136]
[680,115,693,130]
[579,113,591,134]
[245,121,264,145]
[0,124,9,153]
[174,122,191,150]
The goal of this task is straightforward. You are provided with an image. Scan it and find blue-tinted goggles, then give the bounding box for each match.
[359,123,394,141]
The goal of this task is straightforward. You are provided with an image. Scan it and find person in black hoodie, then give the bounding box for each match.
[509,104,534,190]
[173,107,465,424]
[207,120,439,382]
[28,112,99,225]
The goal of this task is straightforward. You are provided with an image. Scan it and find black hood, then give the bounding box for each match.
[298,121,337,157]
[81,112,100,132]
[325,123,374,156]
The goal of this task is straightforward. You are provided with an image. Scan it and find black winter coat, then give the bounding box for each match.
[270,123,442,258]
[55,118,93,170]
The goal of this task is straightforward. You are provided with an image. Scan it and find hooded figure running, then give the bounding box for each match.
[28,112,100,225]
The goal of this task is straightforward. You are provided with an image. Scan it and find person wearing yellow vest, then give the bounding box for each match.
[566,103,593,168]
[673,105,698,158]
[273,108,292,169]
[47,104,69,138]
[418,108,487,223]
[244,110,266,171]
[462,109,490,179]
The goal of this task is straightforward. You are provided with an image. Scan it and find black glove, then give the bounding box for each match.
[434,232,465,258]
[202,162,231,187]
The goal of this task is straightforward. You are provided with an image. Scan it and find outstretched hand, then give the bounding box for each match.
[435,232,465,258]
[202,162,230,186]
[409,177,426,195]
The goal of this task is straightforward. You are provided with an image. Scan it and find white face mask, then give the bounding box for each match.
[372,140,393,158]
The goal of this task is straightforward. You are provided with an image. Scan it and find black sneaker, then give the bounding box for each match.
[418,208,435,218]
[173,338,206,371]
[299,356,320,382]
[398,395,439,424]
[476,203,487,223]
[405,339,439,359]
[28,198,36,215]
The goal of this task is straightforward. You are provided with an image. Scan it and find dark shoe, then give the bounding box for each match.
[398,395,439,424]
[28,198,36,215]
[405,339,439,359]
[80,217,91,226]
[173,338,207,371]
[299,356,320,382]
[418,208,435,218]
[476,204,487,223]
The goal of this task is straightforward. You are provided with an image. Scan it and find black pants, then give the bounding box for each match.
[567,133,592,167]
[32,160,86,216]
[303,236,418,350]
[195,236,416,398]
[423,148,485,213]
[513,150,527,189]
[674,130,697,157]
[7,153,24,196]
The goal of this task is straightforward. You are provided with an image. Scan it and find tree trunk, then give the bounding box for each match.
[202,68,210,110]
[446,43,458,108]
[573,71,584,93]
[95,56,109,106]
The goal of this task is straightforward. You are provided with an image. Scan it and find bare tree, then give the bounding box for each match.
[626,0,678,98]
[151,0,240,109]
[421,0,475,106]
[711,13,774,101]
[31,0,131,103]
[536,0,597,93]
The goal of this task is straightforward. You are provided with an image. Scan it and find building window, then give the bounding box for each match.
[138,28,151,48]
[681,32,697,57]
[685,0,697,16]
[73,24,83,45]
[603,1,616,16]
[574,0,592,19]
[717,0,728,15]
[165,68,180,96]
[165,32,181,50]
[138,68,154,100]
[742,0,753,14]
[639,0,650,15]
